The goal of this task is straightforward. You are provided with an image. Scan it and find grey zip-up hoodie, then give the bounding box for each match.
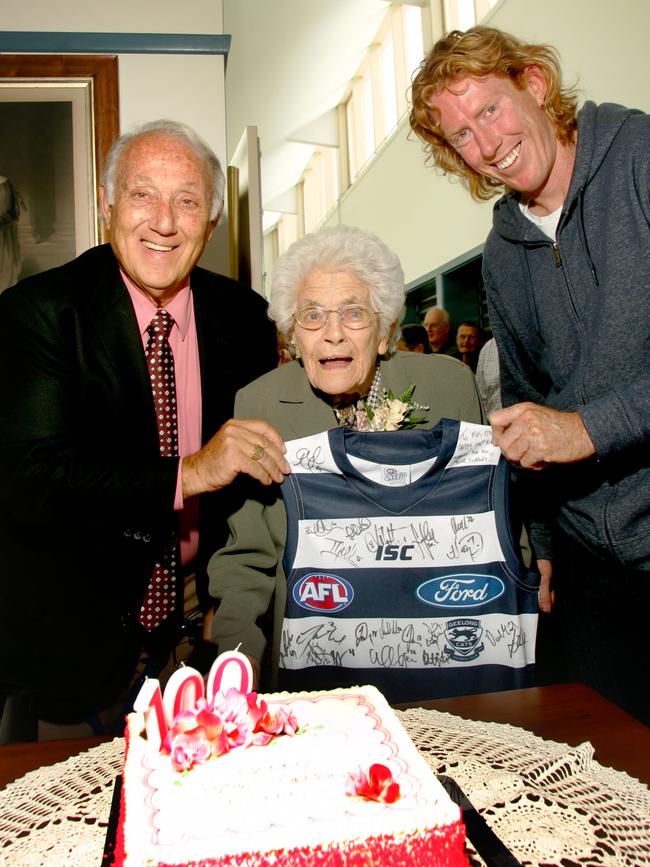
[483,101,650,569]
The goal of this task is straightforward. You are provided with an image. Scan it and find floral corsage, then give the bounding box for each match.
[336,384,429,432]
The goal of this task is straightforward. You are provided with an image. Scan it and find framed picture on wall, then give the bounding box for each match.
[0,55,118,292]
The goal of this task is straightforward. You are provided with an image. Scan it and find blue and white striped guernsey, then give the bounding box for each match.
[278,419,539,703]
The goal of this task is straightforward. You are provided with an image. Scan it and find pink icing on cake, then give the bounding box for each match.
[114,685,468,867]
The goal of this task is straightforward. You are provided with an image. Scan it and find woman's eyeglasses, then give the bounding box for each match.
[293,304,377,330]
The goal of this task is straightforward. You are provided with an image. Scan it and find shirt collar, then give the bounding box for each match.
[121,268,193,340]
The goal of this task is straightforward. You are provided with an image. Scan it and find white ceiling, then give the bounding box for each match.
[223,0,392,221]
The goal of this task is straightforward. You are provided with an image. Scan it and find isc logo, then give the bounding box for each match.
[374,544,414,561]
[293,573,353,612]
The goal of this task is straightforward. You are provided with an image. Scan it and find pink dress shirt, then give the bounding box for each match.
[123,272,202,568]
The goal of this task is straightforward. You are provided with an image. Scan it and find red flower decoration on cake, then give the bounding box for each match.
[346,763,401,803]
[253,698,299,744]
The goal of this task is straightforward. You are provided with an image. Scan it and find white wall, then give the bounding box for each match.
[325,118,492,284]
[326,0,650,285]
[2,0,229,272]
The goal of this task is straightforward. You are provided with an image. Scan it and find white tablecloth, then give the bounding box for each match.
[1,708,649,866]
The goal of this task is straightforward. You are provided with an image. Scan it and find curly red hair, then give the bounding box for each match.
[409,26,578,201]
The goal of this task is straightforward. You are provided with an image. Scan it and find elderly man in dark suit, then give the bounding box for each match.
[0,120,289,742]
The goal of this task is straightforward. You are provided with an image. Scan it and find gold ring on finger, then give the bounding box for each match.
[251,444,265,462]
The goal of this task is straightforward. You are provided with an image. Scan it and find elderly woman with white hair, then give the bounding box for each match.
[206,225,505,701]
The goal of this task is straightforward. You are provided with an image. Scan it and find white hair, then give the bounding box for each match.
[102,119,225,221]
[424,306,450,323]
[269,225,405,350]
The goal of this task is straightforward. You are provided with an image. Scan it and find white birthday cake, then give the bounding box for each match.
[114,659,467,866]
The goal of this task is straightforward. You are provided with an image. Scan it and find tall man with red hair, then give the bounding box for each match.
[411,27,650,724]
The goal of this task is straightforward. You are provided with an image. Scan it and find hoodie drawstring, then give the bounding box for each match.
[516,244,544,335]
[577,187,599,286]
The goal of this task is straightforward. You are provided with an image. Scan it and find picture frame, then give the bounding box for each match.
[0,55,118,289]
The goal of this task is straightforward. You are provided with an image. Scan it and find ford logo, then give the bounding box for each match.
[416,574,504,608]
[293,573,354,612]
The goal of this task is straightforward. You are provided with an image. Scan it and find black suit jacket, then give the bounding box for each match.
[0,244,276,718]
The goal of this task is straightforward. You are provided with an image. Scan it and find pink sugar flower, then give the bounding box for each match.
[195,706,227,742]
[256,704,299,737]
[163,701,229,760]
[161,710,200,754]
[211,687,258,749]
[169,731,212,772]
[346,764,401,803]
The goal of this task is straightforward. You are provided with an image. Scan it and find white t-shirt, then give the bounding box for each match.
[519,202,563,240]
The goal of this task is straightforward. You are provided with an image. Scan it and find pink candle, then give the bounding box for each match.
[163,665,205,722]
[132,648,255,753]
[207,647,254,698]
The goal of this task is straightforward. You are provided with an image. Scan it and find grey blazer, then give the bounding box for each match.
[208,351,482,686]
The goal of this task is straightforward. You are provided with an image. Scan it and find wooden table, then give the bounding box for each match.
[0,734,111,790]
[1,682,648,790]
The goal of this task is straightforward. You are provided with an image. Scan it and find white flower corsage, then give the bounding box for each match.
[335,385,429,432]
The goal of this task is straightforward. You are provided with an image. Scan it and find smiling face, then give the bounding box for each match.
[456,324,480,355]
[427,69,572,212]
[292,269,390,400]
[100,133,217,305]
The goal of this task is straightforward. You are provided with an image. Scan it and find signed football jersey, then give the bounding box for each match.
[278,420,539,703]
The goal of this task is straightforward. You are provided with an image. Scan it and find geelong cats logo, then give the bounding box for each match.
[444,618,485,661]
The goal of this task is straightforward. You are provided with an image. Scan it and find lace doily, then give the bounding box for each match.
[401,708,650,867]
[0,709,648,866]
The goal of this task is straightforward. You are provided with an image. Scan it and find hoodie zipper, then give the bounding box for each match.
[546,237,587,404]
[552,243,562,267]
[550,239,582,325]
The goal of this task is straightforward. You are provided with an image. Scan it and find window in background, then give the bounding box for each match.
[475,0,501,24]
[345,67,375,183]
[443,0,500,31]
[444,0,476,31]
[302,146,339,234]
[263,211,299,287]
[276,212,299,255]
[345,93,359,181]
[344,4,424,185]
[361,73,375,166]
[403,4,425,83]
[379,32,398,140]
[270,3,427,256]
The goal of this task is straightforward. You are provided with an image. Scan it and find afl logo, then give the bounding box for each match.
[416,574,505,608]
[293,573,354,612]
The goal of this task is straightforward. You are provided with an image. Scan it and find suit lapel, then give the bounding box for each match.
[276,363,339,438]
[88,250,158,444]
[192,281,231,444]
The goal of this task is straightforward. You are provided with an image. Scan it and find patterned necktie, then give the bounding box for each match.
[138,308,179,631]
